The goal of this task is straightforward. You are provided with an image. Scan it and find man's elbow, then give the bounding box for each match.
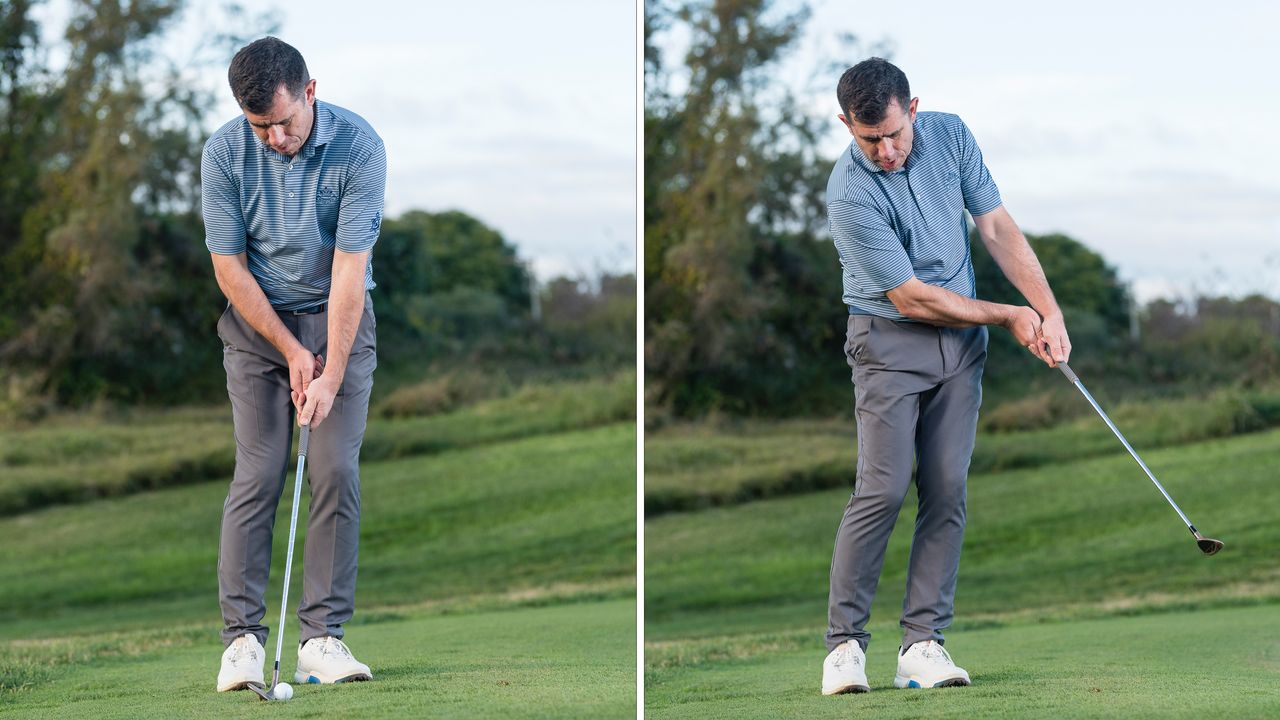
[885,281,927,319]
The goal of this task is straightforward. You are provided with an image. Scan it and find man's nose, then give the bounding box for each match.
[877,138,895,158]
[268,125,287,146]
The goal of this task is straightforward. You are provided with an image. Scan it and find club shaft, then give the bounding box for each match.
[1059,366,1194,529]
[274,424,308,686]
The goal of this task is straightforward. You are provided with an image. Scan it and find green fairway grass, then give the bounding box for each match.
[4,598,635,720]
[646,603,1280,719]
[645,426,1280,718]
[1,392,637,718]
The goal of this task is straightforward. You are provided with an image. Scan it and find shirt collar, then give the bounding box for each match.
[300,100,334,158]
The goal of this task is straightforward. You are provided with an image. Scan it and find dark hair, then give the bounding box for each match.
[836,57,910,125]
[228,37,310,114]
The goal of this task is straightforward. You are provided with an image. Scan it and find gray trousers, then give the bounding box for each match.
[216,294,376,648]
[827,314,987,653]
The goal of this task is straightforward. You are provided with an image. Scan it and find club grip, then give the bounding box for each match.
[299,424,310,457]
[1057,362,1080,385]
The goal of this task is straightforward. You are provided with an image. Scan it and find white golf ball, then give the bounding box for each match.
[272,682,293,701]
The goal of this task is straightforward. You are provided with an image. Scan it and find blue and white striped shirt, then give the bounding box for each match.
[202,100,386,311]
[827,111,1001,320]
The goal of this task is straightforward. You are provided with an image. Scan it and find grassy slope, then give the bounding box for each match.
[645,428,1280,716]
[1,419,637,717]
[0,372,635,516]
[644,387,1280,515]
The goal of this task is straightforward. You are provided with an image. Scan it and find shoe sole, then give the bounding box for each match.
[893,674,970,689]
[294,670,373,685]
[216,678,265,693]
[822,683,871,695]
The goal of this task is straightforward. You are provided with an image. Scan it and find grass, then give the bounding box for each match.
[646,604,1280,719]
[0,378,637,718]
[0,371,635,517]
[646,429,1279,640]
[0,424,635,639]
[644,386,1280,515]
[2,599,635,719]
[645,426,1280,717]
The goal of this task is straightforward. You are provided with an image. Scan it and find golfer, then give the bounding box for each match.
[821,58,1071,694]
[204,37,384,693]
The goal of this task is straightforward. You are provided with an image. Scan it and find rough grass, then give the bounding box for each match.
[0,372,635,517]
[644,386,1280,515]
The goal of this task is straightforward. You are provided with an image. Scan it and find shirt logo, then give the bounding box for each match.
[370,213,381,233]
[317,186,338,206]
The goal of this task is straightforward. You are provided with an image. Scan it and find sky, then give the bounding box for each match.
[34,0,638,283]
[797,0,1280,303]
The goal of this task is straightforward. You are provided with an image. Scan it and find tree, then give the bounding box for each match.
[0,0,275,406]
[646,0,837,415]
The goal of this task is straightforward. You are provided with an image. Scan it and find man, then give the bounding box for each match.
[821,58,1071,695]
[203,37,385,693]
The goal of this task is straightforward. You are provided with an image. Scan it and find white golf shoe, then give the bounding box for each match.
[216,634,266,692]
[295,636,373,684]
[894,640,971,689]
[821,640,870,695]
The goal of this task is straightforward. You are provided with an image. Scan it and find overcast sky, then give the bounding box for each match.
[35,0,638,283]
[798,0,1280,302]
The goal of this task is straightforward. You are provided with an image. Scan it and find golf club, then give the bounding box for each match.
[254,423,309,702]
[1056,362,1222,555]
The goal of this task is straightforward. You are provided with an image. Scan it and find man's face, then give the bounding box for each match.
[243,79,317,157]
[839,97,918,173]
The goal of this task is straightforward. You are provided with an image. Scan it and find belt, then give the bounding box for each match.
[289,303,327,315]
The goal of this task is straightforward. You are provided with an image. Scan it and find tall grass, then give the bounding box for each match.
[0,372,634,517]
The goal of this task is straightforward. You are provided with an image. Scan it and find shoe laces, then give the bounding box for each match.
[229,636,259,665]
[314,637,354,660]
[832,643,862,669]
[912,640,954,666]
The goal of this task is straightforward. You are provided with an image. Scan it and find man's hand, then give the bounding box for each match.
[1004,306,1051,365]
[1037,313,1072,367]
[288,351,325,413]
[298,371,340,428]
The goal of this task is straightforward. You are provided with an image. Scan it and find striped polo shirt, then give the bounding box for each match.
[827,111,1002,320]
[201,99,386,311]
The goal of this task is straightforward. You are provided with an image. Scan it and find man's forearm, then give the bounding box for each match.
[889,280,1013,328]
[321,250,369,384]
[211,253,305,359]
[979,211,1062,320]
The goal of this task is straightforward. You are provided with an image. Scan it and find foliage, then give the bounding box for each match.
[646,0,837,416]
[645,2,1279,418]
[0,5,632,411]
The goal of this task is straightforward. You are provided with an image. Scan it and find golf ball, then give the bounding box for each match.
[272,682,293,701]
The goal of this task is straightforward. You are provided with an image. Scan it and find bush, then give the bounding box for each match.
[374,370,513,419]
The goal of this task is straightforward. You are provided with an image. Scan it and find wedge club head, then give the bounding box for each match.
[246,682,271,701]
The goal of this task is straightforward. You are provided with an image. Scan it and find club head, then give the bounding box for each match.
[1196,536,1224,556]
[246,682,271,701]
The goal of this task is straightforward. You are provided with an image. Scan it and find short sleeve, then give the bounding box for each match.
[956,120,1002,217]
[336,141,387,253]
[829,199,915,294]
[201,142,247,255]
